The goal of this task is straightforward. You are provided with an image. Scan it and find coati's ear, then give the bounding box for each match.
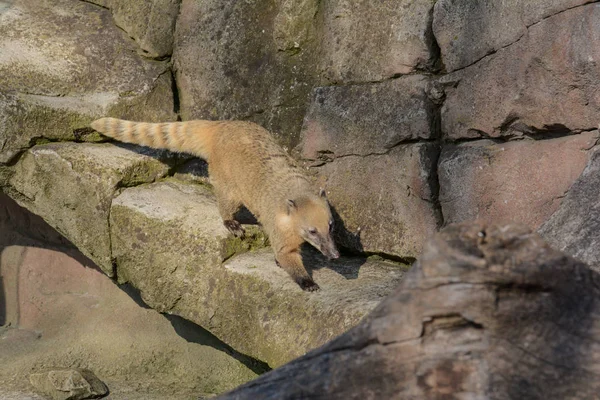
[319,187,327,198]
[286,199,297,214]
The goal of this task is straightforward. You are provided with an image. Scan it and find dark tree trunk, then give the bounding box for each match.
[218,222,600,400]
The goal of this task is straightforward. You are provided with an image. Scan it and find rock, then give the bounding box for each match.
[311,143,440,259]
[298,75,437,160]
[539,146,600,272]
[173,0,321,148]
[319,0,438,83]
[173,0,439,147]
[439,132,598,229]
[439,3,600,140]
[105,0,181,58]
[29,369,108,400]
[110,179,406,367]
[7,143,174,274]
[219,222,600,399]
[0,0,176,163]
[433,0,590,72]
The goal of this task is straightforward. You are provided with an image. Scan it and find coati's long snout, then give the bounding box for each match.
[288,192,340,260]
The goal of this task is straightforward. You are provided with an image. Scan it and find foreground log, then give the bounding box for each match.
[219,222,600,400]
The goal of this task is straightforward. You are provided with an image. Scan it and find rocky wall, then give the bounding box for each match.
[1,0,600,394]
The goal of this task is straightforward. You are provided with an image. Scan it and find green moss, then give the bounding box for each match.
[221,225,270,261]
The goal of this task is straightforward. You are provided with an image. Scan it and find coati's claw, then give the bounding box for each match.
[299,278,320,292]
[223,220,245,238]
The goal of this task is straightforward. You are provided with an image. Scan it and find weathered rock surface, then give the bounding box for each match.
[110,179,406,367]
[299,75,437,160]
[173,0,439,148]
[439,132,598,229]
[29,369,108,400]
[433,0,591,72]
[440,3,600,140]
[104,0,181,58]
[219,222,600,399]
[7,143,175,274]
[0,0,176,163]
[173,0,320,148]
[319,0,438,83]
[540,146,600,272]
[311,143,440,259]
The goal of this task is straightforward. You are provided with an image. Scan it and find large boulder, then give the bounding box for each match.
[219,222,600,399]
[439,132,598,229]
[433,0,591,72]
[110,179,406,367]
[7,143,174,274]
[539,145,600,272]
[0,0,176,163]
[439,3,600,140]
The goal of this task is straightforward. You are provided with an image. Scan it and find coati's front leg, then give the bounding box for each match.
[215,190,245,238]
[276,250,319,292]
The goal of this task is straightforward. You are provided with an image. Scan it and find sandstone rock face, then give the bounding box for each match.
[319,0,438,83]
[110,180,406,367]
[540,146,600,272]
[107,0,181,58]
[7,143,173,274]
[439,3,600,140]
[173,0,321,148]
[433,0,591,72]
[299,75,437,160]
[173,0,439,148]
[312,143,440,259]
[0,0,176,163]
[439,132,599,229]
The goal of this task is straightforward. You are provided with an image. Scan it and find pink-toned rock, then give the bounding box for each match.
[314,143,440,259]
[320,0,438,83]
[298,76,436,160]
[438,132,599,229]
[440,3,600,140]
[433,0,591,72]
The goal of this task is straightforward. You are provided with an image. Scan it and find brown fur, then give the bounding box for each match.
[90,117,339,291]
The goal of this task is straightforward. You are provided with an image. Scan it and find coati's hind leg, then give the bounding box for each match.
[215,191,245,238]
[276,251,320,292]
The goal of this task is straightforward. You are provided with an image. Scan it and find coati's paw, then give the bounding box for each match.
[299,278,320,292]
[223,220,245,238]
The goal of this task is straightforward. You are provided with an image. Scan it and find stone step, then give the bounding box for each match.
[111,179,406,367]
[5,142,407,367]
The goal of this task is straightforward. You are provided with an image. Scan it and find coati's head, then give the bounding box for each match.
[286,189,340,260]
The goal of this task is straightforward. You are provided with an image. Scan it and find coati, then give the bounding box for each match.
[90,117,339,291]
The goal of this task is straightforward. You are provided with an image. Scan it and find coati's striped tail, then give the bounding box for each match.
[90,117,217,160]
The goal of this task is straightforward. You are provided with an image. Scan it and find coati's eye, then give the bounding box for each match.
[308,228,317,235]
[329,220,334,231]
